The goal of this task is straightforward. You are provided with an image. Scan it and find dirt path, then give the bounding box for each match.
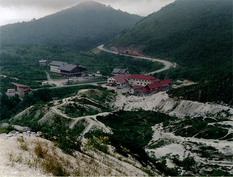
[49,92,111,135]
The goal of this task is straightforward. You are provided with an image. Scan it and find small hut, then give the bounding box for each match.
[11,82,32,97]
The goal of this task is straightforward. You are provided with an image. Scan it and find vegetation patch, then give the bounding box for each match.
[0,85,111,121]
[0,125,16,134]
[85,110,179,175]
[168,73,233,105]
[87,136,110,154]
[163,116,232,140]
[147,138,174,149]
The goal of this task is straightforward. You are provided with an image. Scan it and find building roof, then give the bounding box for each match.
[131,86,143,90]
[147,79,173,90]
[78,65,87,69]
[151,78,160,83]
[12,82,30,88]
[130,75,153,80]
[138,87,150,93]
[59,64,77,72]
[112,68,128,74]
[49,61,87,71]
[39,60,47,62]
[160,79,173,85]
[147,82,162,90]
[112,74,130,84]
[49,61,68,66]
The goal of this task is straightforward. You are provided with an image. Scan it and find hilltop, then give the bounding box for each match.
[0,1,142,51]
[105,0,232,81]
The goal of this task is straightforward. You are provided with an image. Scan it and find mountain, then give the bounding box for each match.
[105,0,232,81]
[0,1,142,50]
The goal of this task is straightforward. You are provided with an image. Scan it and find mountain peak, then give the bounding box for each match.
[0,1,142,50]
[72,1,107,10]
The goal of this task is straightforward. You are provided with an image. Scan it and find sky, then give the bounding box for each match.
[0,0,175,26]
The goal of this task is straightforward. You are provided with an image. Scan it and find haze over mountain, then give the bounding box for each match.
[0,1,142,50]
[105,0,232,81]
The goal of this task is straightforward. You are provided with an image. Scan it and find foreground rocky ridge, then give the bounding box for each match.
[0,133,148,176]
[2,89,233,175]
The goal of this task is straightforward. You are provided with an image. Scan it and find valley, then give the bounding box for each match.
[0,0,232,176]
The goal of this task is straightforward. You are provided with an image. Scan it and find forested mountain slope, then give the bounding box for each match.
[105,0,232,81]
[0,1,142,51]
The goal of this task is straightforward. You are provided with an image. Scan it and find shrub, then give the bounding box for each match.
[17,137,29,151]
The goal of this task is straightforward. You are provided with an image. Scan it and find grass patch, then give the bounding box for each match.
[18,137,29,151]
[87,136,109,154]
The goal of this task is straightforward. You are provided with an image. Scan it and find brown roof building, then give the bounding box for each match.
[11,82,32,97]
[49,61,88,77]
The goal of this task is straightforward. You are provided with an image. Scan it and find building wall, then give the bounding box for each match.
[107,77,127,87]
[128,79,153,87]
[107,77,116,84]
[129,88,142,94]
[39,62,47,66]
[17,87,31,97]
[162,86,169,91]
[50,65,61,73]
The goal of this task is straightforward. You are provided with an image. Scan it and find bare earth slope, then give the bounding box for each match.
[2,89,233,175]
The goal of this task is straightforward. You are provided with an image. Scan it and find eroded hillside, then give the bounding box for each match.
[1,88,233,176]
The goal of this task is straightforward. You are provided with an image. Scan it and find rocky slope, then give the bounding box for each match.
[112,92,233,119]
[0,133,148,176]
[2,89,233,175]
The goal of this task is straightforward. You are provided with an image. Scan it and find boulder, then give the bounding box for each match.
[12,125,31,132]
[0,123,9,128]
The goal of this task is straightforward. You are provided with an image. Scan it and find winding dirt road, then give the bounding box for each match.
[50,93,111,135]
[98,44,173,74]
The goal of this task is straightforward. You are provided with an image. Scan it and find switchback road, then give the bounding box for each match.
[98,44,173,75]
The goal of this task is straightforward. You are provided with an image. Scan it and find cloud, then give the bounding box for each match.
[0,0,80,9]
[0,0,175,25]
[1,0,175,11]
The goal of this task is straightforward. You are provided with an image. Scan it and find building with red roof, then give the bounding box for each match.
[107,74,131,88]
[11,82,32,97]
[128,74,160,87]
[129,86,144,94]
[138,87,150,94]
[138,79,173,95]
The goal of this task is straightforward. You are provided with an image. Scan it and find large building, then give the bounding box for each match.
[49,61,88,77]
[107,74,173,95]
[127,75,160,87]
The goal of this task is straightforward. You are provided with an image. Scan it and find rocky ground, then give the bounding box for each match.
[1,88,233,176]
[0,131,148,176]
[0,133,47,176]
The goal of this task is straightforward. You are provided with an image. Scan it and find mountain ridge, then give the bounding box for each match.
[105,0,232,81]
[0,1,142,50]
